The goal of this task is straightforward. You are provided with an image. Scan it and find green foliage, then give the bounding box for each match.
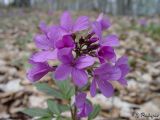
[35,83,64,99]
[35,79,75,100]
[24,81,74,119]
[88,105,101,120]
[55,79,75,100]
[37,117,52,120]
[22,99,70,119]
[47,100,61,115]
[59,104,70,113]
[47,99,70,114]
[22,108,51,117]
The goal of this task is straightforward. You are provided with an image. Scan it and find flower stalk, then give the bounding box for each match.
[73,86,78,120]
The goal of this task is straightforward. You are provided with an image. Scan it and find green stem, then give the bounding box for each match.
[70,105,74,120]
[73,86,78,120]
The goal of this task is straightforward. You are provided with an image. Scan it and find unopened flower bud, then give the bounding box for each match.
[89,37,98,43]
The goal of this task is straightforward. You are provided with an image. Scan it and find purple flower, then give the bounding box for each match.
[34,34,54,50]
[55,35,75,49]
[96,13,111,30]
[90,63,121,97]
[98,46,116,63]
[39,21,48,34]
[60,11,90,35]
[31,50,57,63]
[27,60,55,82]
[92,22,119,47]
[115,56,130,85]
[27,11,130,102]
[31,26,61,62]
[39,21,62,36]
[54,48,95,87]
[47,25,63,41]
[75,93,93,118]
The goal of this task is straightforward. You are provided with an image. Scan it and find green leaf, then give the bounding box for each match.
[47,99,60,115]
[37,116,52,120]
[88,105,101,120]
[65,86,75,99]
[56,116,71,120]
[59,104,70,113]
[22,108,50,117]
[56,116,63,120]
[55,80,75,99]
[35,83,63,99]
[55,80,70,90]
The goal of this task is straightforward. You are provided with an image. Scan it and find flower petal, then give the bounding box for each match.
[57,48,73,64]
[72,68,88,87]
[27,62,53,82]
[55,35,75,49]
[118,78,128,86]
[96,65,121,81]
[116,56,130,80]
[116,56,129,66]
[92,21,102,40]
[75,55,95,69]
[38,21,48,33]
[109,66,121,80]
[75,93,86,108]
[54,64,72,81]
[119,64,130,77]
[97,79,114,97]
[31,50,57,62]
[98,46,116,63]
[60,11,73,32]
[73,16,89,32]
[90,78,97,97]
[101,35,119,47]
[77,102,93,118]
[34,34,53,50]
[94,63,113,75]
[47,25,62,45]
[85,102,93,116]
[96,13,111,30]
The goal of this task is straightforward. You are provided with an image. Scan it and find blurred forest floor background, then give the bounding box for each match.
[0,7,160,120]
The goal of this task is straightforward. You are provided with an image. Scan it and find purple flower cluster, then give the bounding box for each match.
[27,11,130,118]
[75,93,93,118]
